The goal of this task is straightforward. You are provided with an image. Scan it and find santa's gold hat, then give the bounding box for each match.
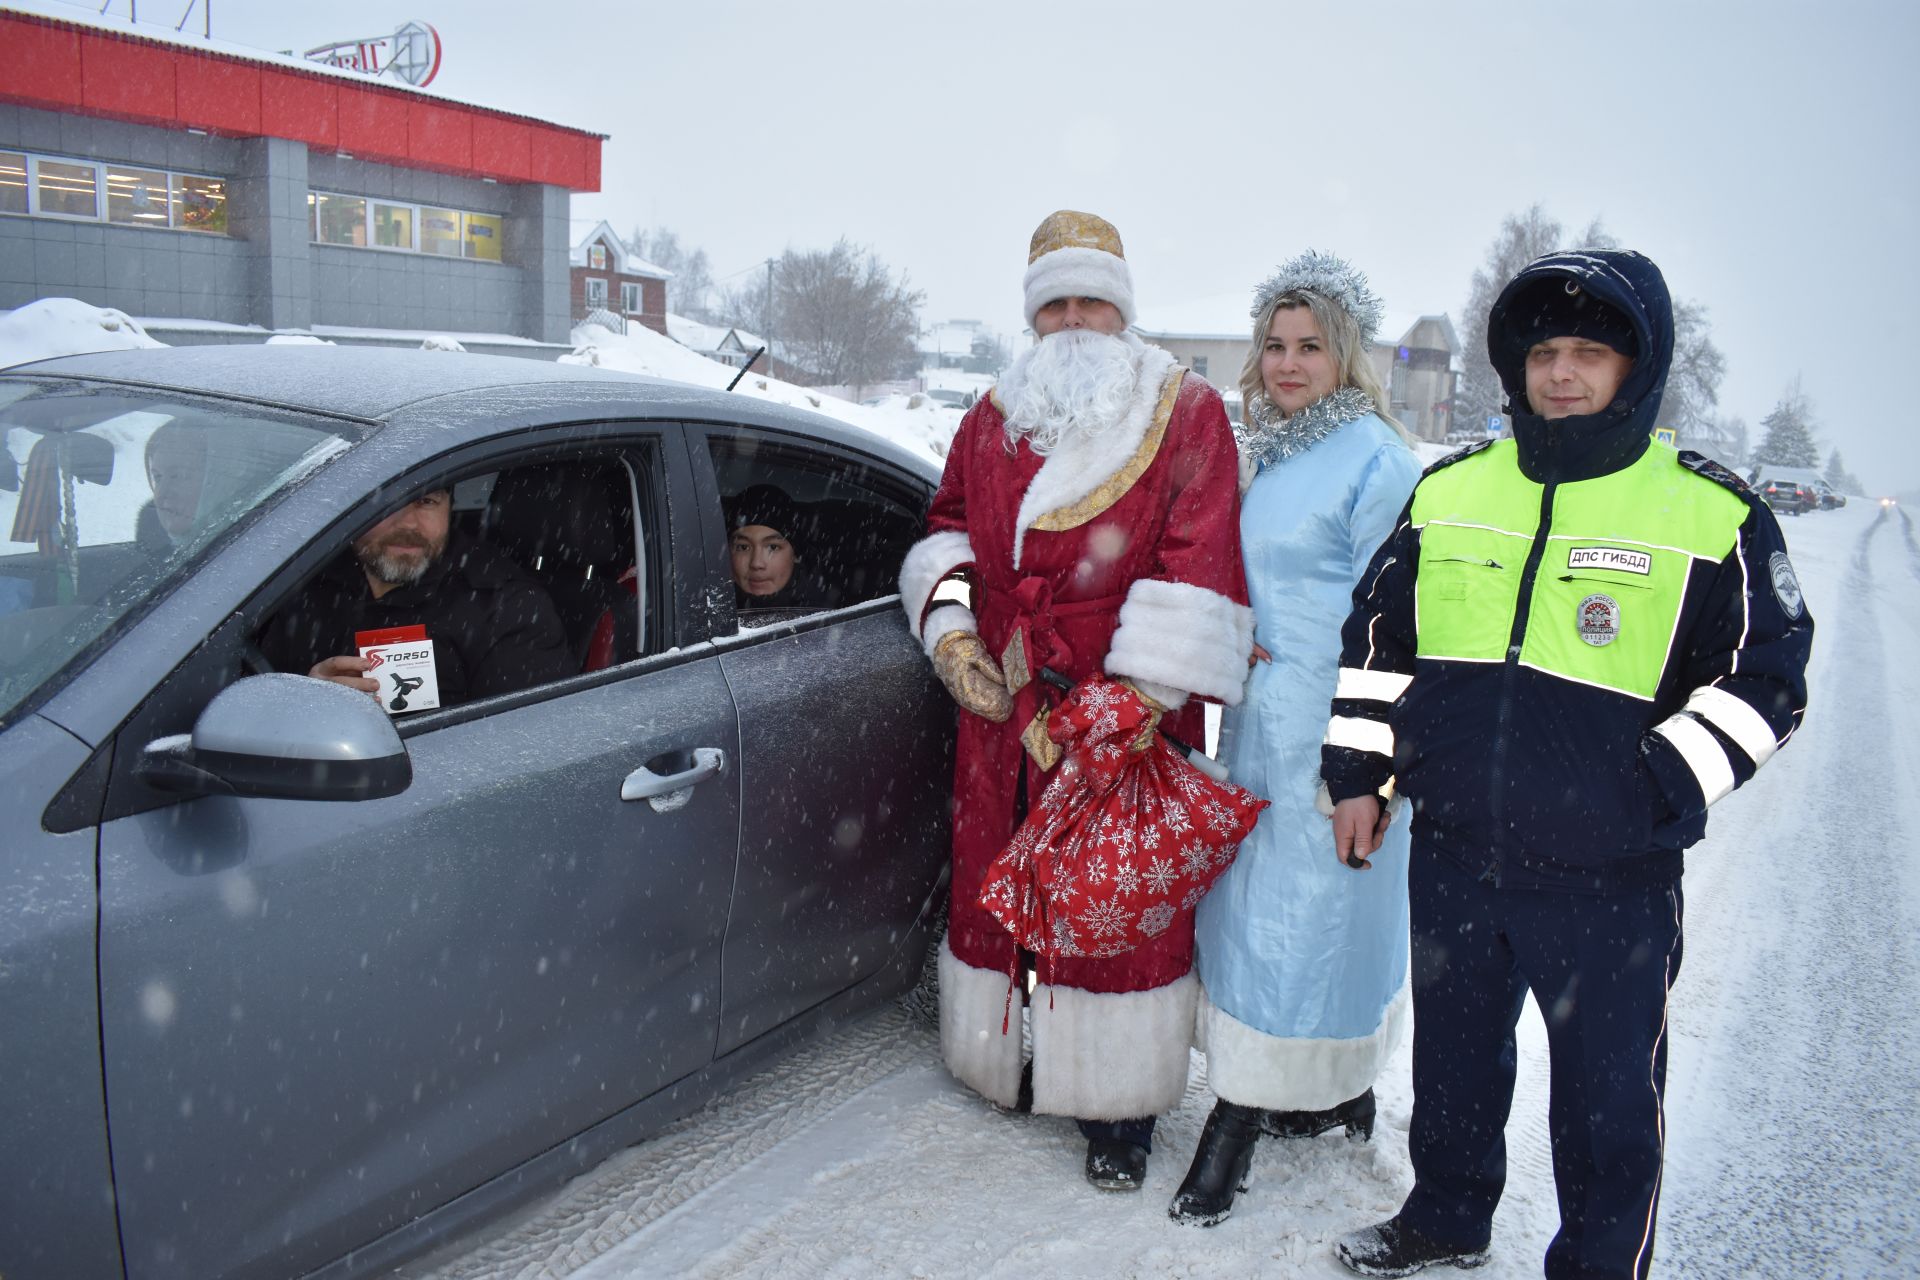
[1022,209,1136,328]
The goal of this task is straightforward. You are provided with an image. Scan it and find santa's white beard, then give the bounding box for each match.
[999,329,1142,455]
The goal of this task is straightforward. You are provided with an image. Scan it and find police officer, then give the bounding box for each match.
[1320,249,1813,1278]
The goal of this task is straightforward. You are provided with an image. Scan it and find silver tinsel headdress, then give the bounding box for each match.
[1249,250,1385,346]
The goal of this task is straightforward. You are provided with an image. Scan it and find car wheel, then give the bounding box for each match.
[899,895,947,1030]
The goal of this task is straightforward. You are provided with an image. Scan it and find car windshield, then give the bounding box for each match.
[0,381,352,723]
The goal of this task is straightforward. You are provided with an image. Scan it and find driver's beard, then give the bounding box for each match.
[356,533,443,587]
[999,329,1141,456]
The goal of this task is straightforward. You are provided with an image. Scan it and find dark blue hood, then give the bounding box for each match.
[1488,249,1675,482]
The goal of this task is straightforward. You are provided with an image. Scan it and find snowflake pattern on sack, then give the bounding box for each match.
[976,677,1270,966]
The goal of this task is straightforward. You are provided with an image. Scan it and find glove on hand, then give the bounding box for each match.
[932,630,1013,723]
[1118,679,1168,753]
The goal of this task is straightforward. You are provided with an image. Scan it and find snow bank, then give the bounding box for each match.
[562,322,959,466]
[0,297,164,369]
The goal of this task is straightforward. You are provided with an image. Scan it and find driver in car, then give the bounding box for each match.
[258,488,573,709]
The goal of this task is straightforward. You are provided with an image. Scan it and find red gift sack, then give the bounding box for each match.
[978,677,1269,975]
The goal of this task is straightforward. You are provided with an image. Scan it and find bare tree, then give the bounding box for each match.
[1658,298,1727,446]
[1456,205,1616,431]
[629,225,718,321]
[756,240,924,389]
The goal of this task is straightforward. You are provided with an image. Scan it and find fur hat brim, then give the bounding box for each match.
[1023,246,1136,327]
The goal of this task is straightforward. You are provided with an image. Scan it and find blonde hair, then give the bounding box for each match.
[1239,290,1409,441]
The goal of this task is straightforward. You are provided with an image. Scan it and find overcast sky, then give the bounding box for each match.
[60,0,1920,491]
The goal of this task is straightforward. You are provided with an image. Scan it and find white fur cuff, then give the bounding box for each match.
[899,530,975,641]
[1195,983,1408,1111]
[922,604,977,659]
[1030,972,1197,1120]
[1105,579,1256,707]
[939,939,1025,1108]
[1023,246,1137,326]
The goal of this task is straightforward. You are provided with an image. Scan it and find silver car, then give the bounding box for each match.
[0,347,952,1280]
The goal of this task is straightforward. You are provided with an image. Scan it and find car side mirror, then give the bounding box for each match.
[137,673,411,801]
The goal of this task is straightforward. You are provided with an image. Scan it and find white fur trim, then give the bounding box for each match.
[1022,245,1136,326]
[899,530,975,641]
[1104,578,1256,707]
[1029,972,1197,1120]
[938,938,1025,1108]
[1010,341,1177,570]
[1195,982,1409,1111]
[921,604,977,658]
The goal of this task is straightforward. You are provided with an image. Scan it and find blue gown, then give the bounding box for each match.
[1194,412,1421,1110]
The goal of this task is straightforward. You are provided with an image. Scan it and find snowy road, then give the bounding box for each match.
[404,503,1917,1280]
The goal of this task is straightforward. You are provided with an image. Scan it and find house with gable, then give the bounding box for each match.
[569,221,669,335]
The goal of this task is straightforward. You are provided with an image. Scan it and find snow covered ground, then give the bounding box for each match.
[401,500,1917,1279]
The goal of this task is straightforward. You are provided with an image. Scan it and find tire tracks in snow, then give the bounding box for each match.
[1661,513,1919,1279]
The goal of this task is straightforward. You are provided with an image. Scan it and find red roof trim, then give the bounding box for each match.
[0,10,603,191]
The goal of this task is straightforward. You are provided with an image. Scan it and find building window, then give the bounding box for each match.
[585,278,608,309]
[313,192,369,246]
[308,191,506,261]
[0,152,25,215]
[621,281,641,313]
[463,212,503,262]
[371,201,414,250]
[589,244,608,271]
[105,165,172,227]
[1190,355,1208,378]
[0,150,224,232]
[419,206,462,256]
[33,157,100,219]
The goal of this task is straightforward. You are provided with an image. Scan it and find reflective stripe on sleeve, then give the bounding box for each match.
[1335,667,1414,703]
[1653,713,1736,806]
[1684,685,1779,768]
[1324,715,1394,756]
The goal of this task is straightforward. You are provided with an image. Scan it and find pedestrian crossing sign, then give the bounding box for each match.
[1653,427,1677,445]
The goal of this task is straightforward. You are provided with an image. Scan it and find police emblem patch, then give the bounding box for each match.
[1578,593,1621,646]
[1769,551,1804,619]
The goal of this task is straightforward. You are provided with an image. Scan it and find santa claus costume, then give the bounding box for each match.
[898,211,1253,1181]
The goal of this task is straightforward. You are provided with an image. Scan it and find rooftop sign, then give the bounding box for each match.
[304,20,442,87]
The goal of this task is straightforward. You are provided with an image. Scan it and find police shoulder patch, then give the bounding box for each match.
[1677,450,1752,495]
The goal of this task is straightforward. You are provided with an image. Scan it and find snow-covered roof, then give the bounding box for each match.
[1132,292,1254,341]
[569,222,672,280]
[666,313,765,354]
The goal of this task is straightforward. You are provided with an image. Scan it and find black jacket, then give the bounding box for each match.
[260,534,573,708]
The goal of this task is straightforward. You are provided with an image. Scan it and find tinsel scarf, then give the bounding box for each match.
[1236,386,1376,469]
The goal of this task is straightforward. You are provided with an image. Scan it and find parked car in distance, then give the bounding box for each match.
[1810,478,1846,509]
[0,346,953,1280]
[1748,465,1822,515]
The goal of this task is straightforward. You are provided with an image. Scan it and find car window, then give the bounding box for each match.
[253,443,660,723]
[706,432,926,630]
[0,382,350,725]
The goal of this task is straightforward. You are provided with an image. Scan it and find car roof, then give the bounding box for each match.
[4,345,936,478]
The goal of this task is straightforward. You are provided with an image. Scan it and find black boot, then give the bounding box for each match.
[1264,1088,1375,1142]
[1084,1136,1148,1190]
[1168,1100,1263,1226]
[1333,1215,1490,1277]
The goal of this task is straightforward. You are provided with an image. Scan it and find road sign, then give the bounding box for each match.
[1653,427,1677,446]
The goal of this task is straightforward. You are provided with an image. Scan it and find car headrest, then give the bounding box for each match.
[483,464,629,574]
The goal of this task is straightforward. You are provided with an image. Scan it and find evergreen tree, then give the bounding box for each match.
[1824,447,1861,495]
[1753,380,1820,468]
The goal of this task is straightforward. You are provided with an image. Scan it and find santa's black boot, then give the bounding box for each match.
[1168,1100,1263,1226]
[1265,1087,1376,1141]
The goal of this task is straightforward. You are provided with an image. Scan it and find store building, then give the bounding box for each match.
[0,7,604,357]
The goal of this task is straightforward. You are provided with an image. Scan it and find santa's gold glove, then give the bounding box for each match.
[932,630,1013,723]
[1119,679,1168,753]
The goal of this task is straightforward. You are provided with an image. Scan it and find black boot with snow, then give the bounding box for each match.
[1334,1215,1490,1277]
[1083,1137,1148,1191]
[1168,1100,1262,1226]
[1265,1087,1376,1141]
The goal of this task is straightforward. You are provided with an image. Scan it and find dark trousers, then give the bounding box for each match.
[1400,850,1683,1280]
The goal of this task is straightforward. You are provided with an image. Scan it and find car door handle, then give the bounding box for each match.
[621,747,727,803]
